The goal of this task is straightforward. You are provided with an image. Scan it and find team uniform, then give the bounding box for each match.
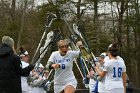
[89,78,98,93]
[98,66,105,93]
[21,61,30,93]
[104,56,124,63]
[98,56,125,93]
[88,67,99,93]
[48,50,80,93]
[103,58,126,93]
[88,69,98,93]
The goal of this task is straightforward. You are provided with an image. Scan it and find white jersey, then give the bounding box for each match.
[89,78,96,93]
[48,50,80,93]
[103,58,126,91]
[104,56,124,63]
[98,66,105,93]
[21,61,30,93]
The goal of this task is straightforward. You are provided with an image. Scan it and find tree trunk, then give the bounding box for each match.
[126,7,132,82]
[76,0,82,20]
[134,0,140,87]
[11,0,16,21]
[17,0,28,50]
[93,0,99,55]
[117,1,124,56]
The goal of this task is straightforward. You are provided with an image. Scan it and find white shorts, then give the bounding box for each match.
[105,88,124,93]
[54,80,77,93]
[98,82,105,93]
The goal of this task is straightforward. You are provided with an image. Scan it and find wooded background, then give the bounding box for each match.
[0,0,140,90]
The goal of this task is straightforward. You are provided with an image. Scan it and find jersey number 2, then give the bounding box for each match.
[113,67,122,77]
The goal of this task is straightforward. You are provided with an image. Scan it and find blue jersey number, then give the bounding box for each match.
[62,64,65,69]
[113,67,122,77]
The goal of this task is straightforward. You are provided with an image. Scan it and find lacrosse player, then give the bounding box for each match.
[46,39,83,93]
[19,47,30,93]
[95,43,126,93]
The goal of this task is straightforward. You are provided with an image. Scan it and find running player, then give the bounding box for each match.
[45,39,83,93]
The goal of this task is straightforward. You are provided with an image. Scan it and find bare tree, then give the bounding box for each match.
[17,0,28,49]
[116,0,129,55]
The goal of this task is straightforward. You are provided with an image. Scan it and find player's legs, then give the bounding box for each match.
[64,85,75,93]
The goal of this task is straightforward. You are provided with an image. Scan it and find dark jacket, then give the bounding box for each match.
[0,43,33,93]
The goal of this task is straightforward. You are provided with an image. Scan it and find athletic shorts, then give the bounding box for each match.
[54,80,77,93]
[105,88,124,93]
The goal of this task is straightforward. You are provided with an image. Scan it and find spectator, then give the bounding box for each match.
[0,36,34,93]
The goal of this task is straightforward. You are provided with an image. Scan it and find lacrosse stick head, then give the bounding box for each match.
[39,47,45,58]
[47,31,54,40]
[45,13,57,28]
[43,81,51,91]
[73,23,80,35]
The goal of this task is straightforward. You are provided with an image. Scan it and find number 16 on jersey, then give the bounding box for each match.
[113,67,122,77]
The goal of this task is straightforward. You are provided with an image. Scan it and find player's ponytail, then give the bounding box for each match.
[108,42,119,57]
[18,47,28,57]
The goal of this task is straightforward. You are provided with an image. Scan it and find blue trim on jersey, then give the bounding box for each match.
[92,80,98,93]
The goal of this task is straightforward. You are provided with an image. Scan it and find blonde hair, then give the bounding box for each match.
[57,39,69,47]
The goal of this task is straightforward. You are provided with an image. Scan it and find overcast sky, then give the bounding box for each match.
[34,0,117,15]
[34,0,48,6]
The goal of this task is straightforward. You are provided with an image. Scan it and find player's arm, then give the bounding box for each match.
[50,63,60,69]
[122,72,126,93]
[95,66,106,78]
[46,61,60,69]
[95,60,109,78]
[45,52,60,69]
[122,61,127,93]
